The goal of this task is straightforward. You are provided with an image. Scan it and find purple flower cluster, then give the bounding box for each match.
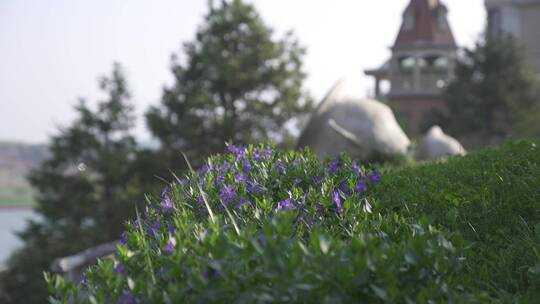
[235,174,247,183]
[161,197,173,214]
[159,187,174,214]
[104,145,388,302]
[246,179,264,193]
[163,240,175,255]
[276,160,286,175]
[355,181,367,193]
[242,159,251,174]
[234,197,250,208]
[219,185,237,203]
[351,160,363,177]
[225,144,245,157]
[119,232,128,245]
[114,263,126,275]
[327,159,339,175]
[369,171,381,184]
[332,191,342,213]
[145,220,160,237]
[275,198,295,212]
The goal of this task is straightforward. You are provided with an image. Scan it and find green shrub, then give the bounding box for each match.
[48,145,470,303]
[48,141,540,303]
[368,140,540,301]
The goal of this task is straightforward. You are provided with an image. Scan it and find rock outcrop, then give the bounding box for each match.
[297,80,410,160]
[415,126,466,161]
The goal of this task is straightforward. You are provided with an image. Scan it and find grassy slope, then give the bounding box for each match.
[369,140,540,300]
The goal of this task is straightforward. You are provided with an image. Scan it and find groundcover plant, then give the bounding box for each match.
[47,145,469,303]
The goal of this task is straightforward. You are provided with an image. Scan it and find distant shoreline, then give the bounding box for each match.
[0,205,34,211]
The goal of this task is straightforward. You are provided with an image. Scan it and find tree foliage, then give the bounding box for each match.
[440,35,540,142]
[146,0,313,171]
[0,64,145,303]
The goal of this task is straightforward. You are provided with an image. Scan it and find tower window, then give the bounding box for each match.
[434,57,449,68]
[399,56,416,70]
[488,8,502,35]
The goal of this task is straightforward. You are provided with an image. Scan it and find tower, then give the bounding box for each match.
[365,0,457,135]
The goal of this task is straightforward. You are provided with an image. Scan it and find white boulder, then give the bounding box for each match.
[297,80,411,160]
[415,126,466,161]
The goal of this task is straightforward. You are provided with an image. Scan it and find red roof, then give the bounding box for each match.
[393,0,456,49]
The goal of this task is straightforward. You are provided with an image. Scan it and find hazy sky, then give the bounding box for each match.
[0,0,486,143]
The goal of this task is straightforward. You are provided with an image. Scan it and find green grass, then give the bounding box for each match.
[369,140,540,301]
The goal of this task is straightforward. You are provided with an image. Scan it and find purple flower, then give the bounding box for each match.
[148,221,160,236]
[221,161,230,171]
[119,232,128,245]
[294,178,301,185]
[235,174,247,183]
[144,206,154,218]
[261,146,272,159]
[275,198,295,212]
[253,149,263,161]
[234,197,250,208]
[355,181,368,193]
[160,186,169,198]
[338,182,351,196]
[132,220,140,229]
[368,171,381,184]
[117,290,136,304]
[114,263,126,275]
[225,144,246,162]
[199,163,212,175]
[333,191,342,213]
[276,160,286,175]
[219,185,236,203]
[163,240,175,255]
[202,260,222,280]
[167,222,176,234]
[80,274,87,286]
[312,175,323,185]
[242,159,251,174]
[225,144,242,155]
[351,160,363,177]
[216,173,224,183]
[293,159,301,167]
[328,159,339,175]
[161,197,173,214]
[246,179,265,193]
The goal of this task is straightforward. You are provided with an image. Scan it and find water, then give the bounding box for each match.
[0,208,36,267]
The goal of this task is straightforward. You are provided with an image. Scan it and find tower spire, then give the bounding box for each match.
[394,0,456,49]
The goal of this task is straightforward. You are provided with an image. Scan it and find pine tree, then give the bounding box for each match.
[146,0,313,171]
[440,34,540,144]
[0,64,144,303]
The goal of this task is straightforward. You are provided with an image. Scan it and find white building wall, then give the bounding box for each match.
[485,0,540,75]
